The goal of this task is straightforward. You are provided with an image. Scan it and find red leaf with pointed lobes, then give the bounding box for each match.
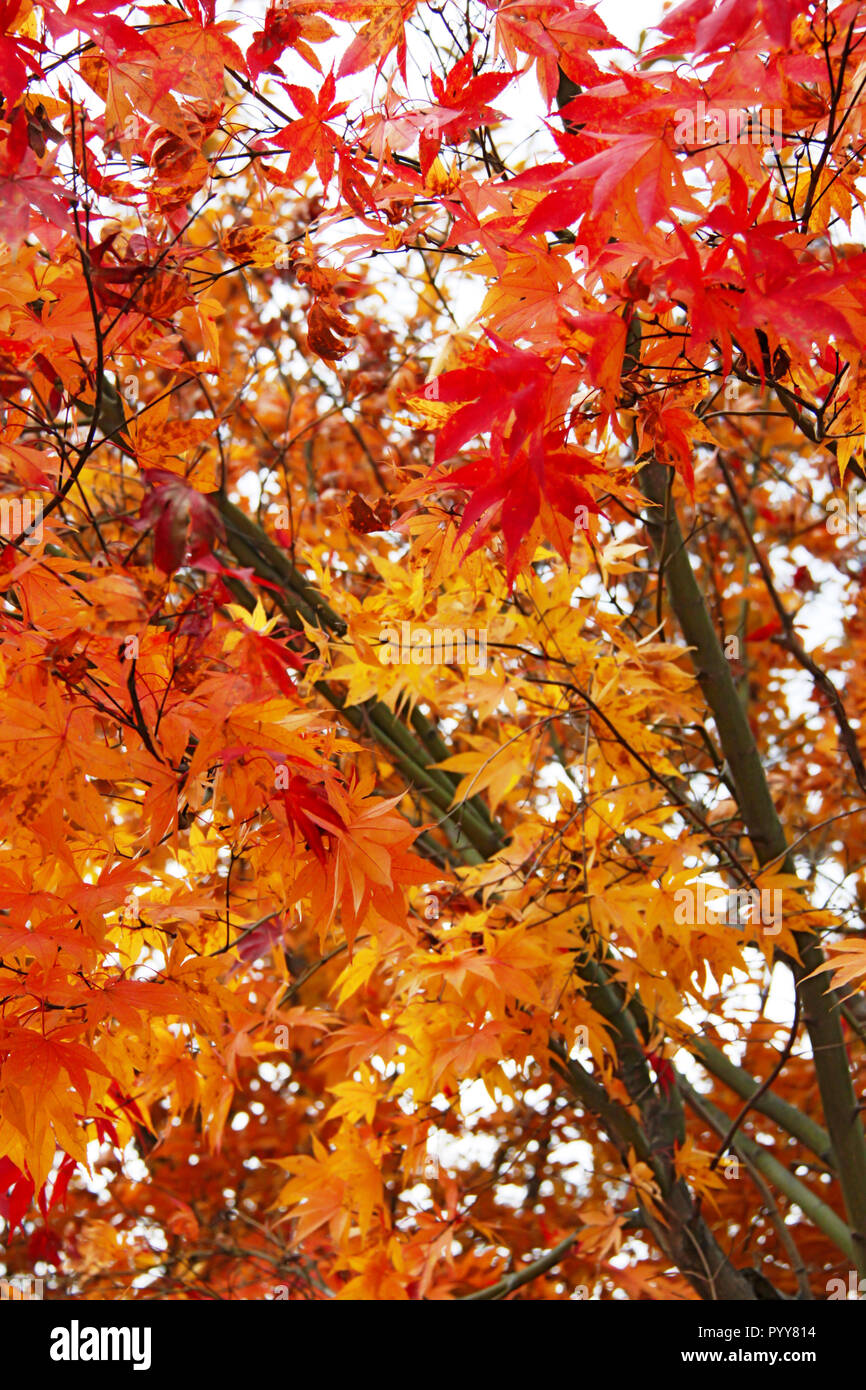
[270,772,347,865]
[418,42,511,174]
[432,336,552,467]
[0,110,74,251]
[245,1,337,80]
[435,443,603,583]
[0,0,45,108]
[137,471,225,574]
[42,0,157,61]
[0,1156,35,1236]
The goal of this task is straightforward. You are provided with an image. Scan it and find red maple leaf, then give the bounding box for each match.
[137,471,225,574]
[270,772,347,865]
[262,71,349,191]
[418,43,511,175]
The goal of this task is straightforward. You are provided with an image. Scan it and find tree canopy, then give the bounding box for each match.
[2,0,866,1303]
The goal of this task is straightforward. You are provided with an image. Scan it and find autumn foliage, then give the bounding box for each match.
[3,0,866,1303]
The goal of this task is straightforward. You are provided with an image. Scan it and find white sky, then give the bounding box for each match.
[598,0,664,48]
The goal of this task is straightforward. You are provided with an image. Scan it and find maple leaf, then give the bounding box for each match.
[270,770,347,866]
[0,110,73,251]
[635,397,712,493]
[418,42,511,176]
[344,492,392,532]
[492,0,615,103]
[264,71,349,191]
[136,470,225,573]
[336,1246,410,1300]
[0,1156,35,1236]
[284,774,427,949]
[425,438,603,580]
[274,1128,387,1243]
[221,599,307,697]
[333,0,415,80]
[0,0,45,108]
[430,335,552,466]
[307,296,355,360]
[667,0,796,56]
[807,942,866,994]
[246,0,335,78]
[437,735,523,814]
[42,0,154,62]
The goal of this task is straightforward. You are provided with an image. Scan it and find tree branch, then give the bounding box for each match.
[459,1230,581,1300]
[641,457,866,1274]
